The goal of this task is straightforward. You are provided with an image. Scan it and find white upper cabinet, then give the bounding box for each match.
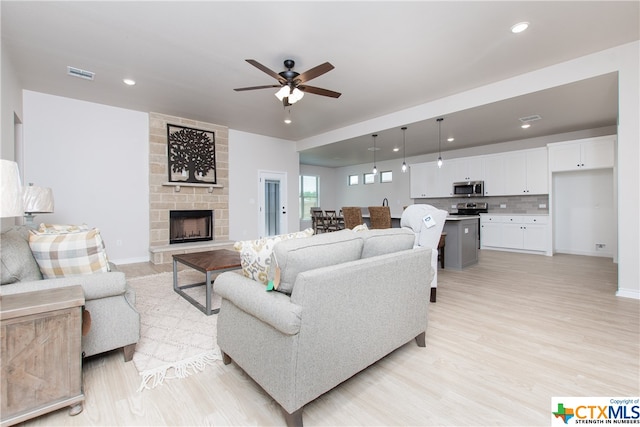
[447,157,483,182]
[503,148,548,195]
[411,161,450,198]
[482,153,506,196]
[410,145,560,199]
[409,162,430,198]
[548,136,615,172]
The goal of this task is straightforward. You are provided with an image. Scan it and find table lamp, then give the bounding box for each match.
[0,160,24,218]
[23,183,54,225]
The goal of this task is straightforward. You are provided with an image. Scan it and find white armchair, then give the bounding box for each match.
[401,204,448,302]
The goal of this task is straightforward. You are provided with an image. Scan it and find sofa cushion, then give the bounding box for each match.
[273,229,364,294]
[359,228,416,259]
[28,226,111,279]
[234,228,314,285]
[1,227,43,285]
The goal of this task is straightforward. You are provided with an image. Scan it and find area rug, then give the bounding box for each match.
[128,270,223,391]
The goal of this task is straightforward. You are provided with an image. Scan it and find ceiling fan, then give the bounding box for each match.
[234,59,341,106]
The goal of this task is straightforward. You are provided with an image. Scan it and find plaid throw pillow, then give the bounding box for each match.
[28,226,111,278]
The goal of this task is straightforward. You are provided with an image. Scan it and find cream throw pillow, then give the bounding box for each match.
[233,228,314,285]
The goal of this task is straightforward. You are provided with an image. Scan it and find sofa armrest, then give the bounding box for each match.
[215,271,302,336]
[0,271,127,300]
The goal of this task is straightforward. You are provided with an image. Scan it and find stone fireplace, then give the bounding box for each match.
[148,112,230,264]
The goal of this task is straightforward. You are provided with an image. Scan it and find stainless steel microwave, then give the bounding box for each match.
[453,181,484,197]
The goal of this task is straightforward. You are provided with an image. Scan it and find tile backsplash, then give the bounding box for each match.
[414,194,549,214]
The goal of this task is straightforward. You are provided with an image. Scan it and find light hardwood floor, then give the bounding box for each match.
[21,250,639,426]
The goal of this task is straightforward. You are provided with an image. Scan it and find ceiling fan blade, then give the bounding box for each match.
[245,59,284,83]
[296,62,334,84]
[299,85,341,98]
[234,84,281,92]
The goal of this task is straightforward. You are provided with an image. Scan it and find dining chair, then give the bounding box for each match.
[368,206,392,229]
[341,207,364,229]
[310,208,326,233]
[324,210,341,232]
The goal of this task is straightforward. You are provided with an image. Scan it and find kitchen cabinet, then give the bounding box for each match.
[446,157,483,182]
[480,214,549,254]
[548,136,615,172]
[443,216,479,269]
[482,153,507,196]
[409,162,430,198]
[503,148,548,195]
[410,161,448,198]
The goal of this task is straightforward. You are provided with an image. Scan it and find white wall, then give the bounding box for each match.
[298,164,338,229]
[228,129,299,241]
[298,41,640,299]
[334,159,412,218]
[22,91,149,264]
[1,43,24,231]
[553,169,616,257]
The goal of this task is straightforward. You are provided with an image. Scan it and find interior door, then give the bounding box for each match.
[258,171,287,237]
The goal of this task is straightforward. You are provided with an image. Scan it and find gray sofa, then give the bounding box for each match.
[0,226,140,361]
[216,228,434,426]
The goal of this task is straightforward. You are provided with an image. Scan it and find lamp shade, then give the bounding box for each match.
[0,160,23,218]
[275,86,290,101]
[23,184,54,214]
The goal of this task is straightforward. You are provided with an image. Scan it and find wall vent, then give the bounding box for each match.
[519,114,542,123]
[67,66,95,81]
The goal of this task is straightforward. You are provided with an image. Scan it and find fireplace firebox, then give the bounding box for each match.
[169,210,213,244]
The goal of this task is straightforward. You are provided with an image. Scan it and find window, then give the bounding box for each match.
[348,175,359,186]
[364,173,375,184]
[299,175,319,220]
[380,170,393,183]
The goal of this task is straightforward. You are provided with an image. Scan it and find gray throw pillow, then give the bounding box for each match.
[1,227,43,284]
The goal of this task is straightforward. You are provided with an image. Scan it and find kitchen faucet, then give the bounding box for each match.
[382,198,389,207]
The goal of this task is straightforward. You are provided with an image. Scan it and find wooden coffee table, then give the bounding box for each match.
[172,249,241,315]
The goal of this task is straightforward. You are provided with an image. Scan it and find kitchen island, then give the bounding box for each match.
[443,215,479,270]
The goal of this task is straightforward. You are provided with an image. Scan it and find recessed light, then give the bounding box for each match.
[123,78,136,86]
[511,22,529,34]
[393,147,400,152]
[521,123,531,129]
[447,137,455,142]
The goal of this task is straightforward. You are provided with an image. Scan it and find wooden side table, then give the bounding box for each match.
[1,286,85,427]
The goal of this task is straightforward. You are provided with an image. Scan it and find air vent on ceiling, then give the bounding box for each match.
[519,114,542,123]
[67,66,95,81]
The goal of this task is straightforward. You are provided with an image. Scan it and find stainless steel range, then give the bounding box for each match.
[449,202,488,248]
[449,202,488,216]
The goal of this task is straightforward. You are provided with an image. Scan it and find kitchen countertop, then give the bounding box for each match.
[446,215,480,221]
[479,213,548,216]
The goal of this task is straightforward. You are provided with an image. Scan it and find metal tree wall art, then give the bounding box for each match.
[167,124,217,184]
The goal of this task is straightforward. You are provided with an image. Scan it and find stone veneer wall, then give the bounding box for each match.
[148,112,229,264]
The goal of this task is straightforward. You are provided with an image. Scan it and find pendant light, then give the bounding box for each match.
[436,118,444,168]
[401,126,408,173]
[372,134,378,175]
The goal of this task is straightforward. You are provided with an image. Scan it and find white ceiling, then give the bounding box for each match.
[2,1,638,167]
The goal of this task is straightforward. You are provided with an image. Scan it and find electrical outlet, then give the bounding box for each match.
[116,239,123,246]
[500,204,507,209]
[451,204,457,209]
[539,203,547,209]
[596,243,606,250]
